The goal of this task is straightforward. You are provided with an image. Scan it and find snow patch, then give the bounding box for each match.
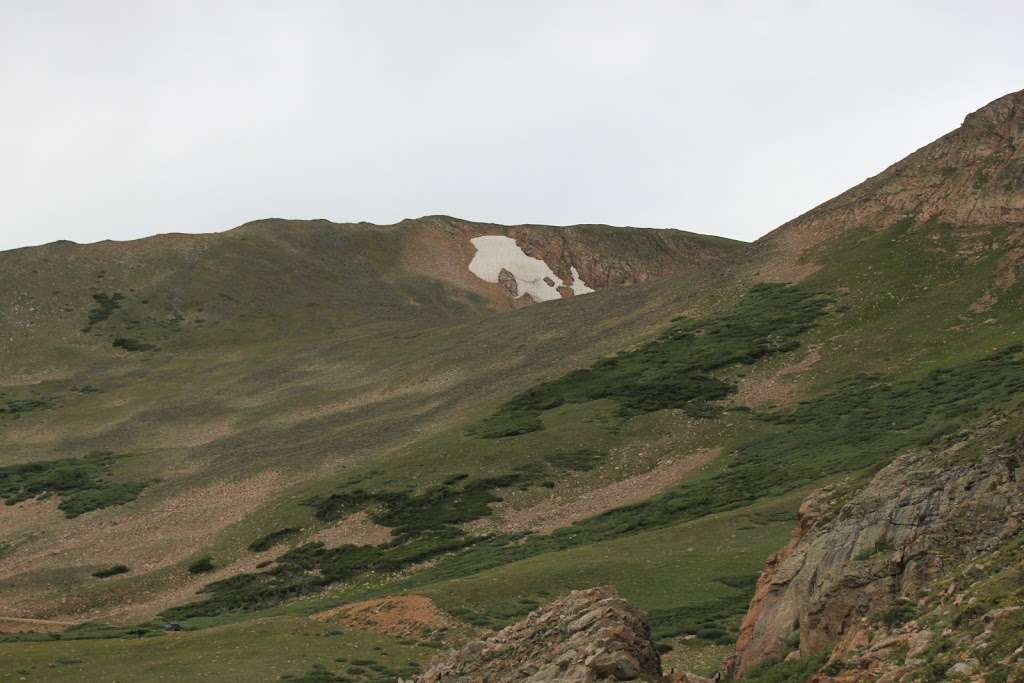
[570,266,595,295]
[468,235,597,302]
[468,236,564,302]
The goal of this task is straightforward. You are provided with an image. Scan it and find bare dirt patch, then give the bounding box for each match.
[0,616,75,634]
[313,595,460,641]
[0,470,285,621]
[103,545,284,623]
[730,343,822,409]
[0,496,64,538]
[154,417,238,448]
[309,511,393,548]
[491,448,721,535]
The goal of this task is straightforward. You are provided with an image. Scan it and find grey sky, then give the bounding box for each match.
[3,1,1022,252]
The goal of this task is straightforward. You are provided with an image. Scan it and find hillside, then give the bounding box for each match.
[0,218,740,625]
[1,89,1022,683]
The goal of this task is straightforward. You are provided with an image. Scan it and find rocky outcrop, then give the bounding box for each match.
[414,586,662,682]
[722,421,1024,680]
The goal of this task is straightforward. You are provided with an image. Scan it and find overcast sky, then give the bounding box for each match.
[3,1,1022,252]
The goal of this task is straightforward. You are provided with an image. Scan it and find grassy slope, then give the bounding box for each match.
[2,210,1023,680]
[0,219,744,639]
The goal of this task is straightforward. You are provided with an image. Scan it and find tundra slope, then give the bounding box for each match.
[2,90,1024,683]
[0,217,740,626]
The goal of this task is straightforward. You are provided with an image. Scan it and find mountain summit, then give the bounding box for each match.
[755,88,1024,283]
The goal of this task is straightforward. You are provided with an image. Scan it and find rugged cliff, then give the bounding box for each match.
[722,416,1024,681]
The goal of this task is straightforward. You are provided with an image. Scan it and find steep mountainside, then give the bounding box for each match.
[0,217,738,630]
[1,90,1022,683]
[752,87,1024,283]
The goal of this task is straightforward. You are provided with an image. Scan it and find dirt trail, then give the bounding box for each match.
[0,616,76,625]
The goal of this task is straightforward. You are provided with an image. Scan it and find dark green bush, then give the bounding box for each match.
[112,337,157,352]
[874,599,916,627]
[92,564,130,578]
[83,292,124,332]
[0,398,55,416]
[744,650,829,683]
[248,527,301,552]
[0,450,148,518]
[188,557,216,574]
[472,284,833,438]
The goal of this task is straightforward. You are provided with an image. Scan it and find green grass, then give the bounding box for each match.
[361,343,1024,589]
[0,450,149,518]
[411,494,800,651]
[166,443,617,619]
[743,650,830,683]
[472,283,832,437]
[0,617,433,682]
[159,286,1024,623]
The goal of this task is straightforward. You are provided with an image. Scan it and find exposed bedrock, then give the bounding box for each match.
[723,422,1024,680]
[413,586,663,682]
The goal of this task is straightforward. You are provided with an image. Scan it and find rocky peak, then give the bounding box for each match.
[962,88,1024,140]
[413,586,663,682]
[754,88,1024,282]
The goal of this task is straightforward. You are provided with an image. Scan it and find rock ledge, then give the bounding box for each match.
[413,586,662,682]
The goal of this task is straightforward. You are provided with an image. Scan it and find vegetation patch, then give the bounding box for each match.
[112,337,157,352]
[389,345,1024,589]
[164,472,531,619]
[648,593,752,646]
[873,598,916,627]
[744,650,829,683]
[472,284,833,437]
[188,557,216,574]
[280,659,421,683]
[166,447,616,619]
[249,527,302,552]
[157,287,1024,623]
[0,450,148,518]
[0,397,55,416]
[83,292,124,332]
[92,564,130,578]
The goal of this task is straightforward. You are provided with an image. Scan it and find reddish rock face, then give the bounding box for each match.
[413,586,662,682]
[722,423,1024,681]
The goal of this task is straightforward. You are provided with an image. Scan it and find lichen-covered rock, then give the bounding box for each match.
[413,586,662,682]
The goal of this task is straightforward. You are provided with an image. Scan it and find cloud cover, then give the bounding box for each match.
[2,1,1023,251]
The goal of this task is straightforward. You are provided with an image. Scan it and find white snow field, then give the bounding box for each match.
[467,235,595,302]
